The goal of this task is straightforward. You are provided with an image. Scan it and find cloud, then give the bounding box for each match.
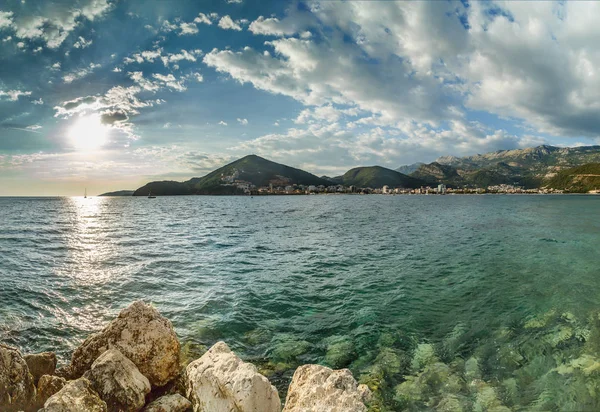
[73,36,92,49]
[248,14,314,37]
[7,0,113,49]
[63,62,101,83]
[26,124,42,130]
[32,98,44,105]
[0,89,32,101]
[218,15,242,31]
[0,10,14,29]
[237,118,248,125]
[179,22,198,36]
[218,121,228,126]
[194,13,212,25]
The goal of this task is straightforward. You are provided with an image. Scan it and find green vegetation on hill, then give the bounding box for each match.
[133,155,331,196]
[410,162,464,187]
[546,163,600,193]
[337,166,426,189]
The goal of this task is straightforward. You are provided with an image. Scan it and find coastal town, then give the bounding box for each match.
[221,170,567,195]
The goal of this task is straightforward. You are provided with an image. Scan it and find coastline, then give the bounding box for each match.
[1,301,372,412]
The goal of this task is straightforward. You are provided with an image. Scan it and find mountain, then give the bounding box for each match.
[410,162,464,187]
[98,190,135,196]
[336,166,426,188]
[133,155,331,196]
[545,163,600,193]
[419,145,600,188]
[395,162,424,175]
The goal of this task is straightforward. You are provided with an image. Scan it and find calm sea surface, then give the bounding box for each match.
[1,195,600,409]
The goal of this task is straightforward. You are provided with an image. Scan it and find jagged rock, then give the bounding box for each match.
[283,364,371,412]
[34,375,67,410]
[43,377,107,412]
[24,352,57,384]
[0,343,36,411]
[84,348,151,412]
[143,394,192,412]
[185,341,281,412]
[67,301,180,387]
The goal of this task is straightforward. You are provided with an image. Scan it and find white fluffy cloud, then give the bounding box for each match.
[218,15,242,31]
[5,0,112,49]
[0,10,14,29]
[0,89,32,101]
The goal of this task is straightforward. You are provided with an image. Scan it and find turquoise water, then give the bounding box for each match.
[1,195,600,410]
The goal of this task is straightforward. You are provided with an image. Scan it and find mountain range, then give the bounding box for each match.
[123,145,600,196]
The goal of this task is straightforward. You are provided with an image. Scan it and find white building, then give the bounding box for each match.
[437,184,447,194]
[382,185,390,194]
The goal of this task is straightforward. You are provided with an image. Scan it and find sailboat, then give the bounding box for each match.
[148,190,156,199]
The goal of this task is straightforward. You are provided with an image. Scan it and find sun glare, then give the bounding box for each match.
[68,115,108,151]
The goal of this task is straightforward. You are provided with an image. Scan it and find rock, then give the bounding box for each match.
[35,375,67,410]
[283,364,371,412]
[185,341,280,412]
[24,352,57,384]
[84,348,151,412]
[43,377,107,412]
[67,301,180,387]
[0,343,36,412]
[143,394,192,412]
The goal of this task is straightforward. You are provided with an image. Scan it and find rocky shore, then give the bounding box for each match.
[0,301,371,412]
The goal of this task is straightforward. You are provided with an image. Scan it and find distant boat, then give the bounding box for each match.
[84,188,87,199]
[148,191,156,199]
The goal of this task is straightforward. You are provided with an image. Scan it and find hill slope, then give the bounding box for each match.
[133,155,331,196]
[337,166,425,188]
[98,190,134,196]
[545,163,600,193]
[410,162,464,187]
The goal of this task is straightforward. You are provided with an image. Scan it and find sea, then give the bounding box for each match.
[1,194,600,410]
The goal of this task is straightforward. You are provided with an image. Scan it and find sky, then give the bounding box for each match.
[1,0,600,195]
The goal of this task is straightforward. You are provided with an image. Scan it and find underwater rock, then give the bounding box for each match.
[24,352,57,385]
[464,357,481,381]
[283,364,371,412]
[324,336,355,369]
[67,301,181,387]
[270,333,311,363]
[469,379,510,412]
[436,394,464,412]
[35,375,66,410]
[411,343,439,372]
[43,377,107,412]
[143,394,192,412]
[0,343,36,412]
[185,341,281,412]
[84,348,151,412]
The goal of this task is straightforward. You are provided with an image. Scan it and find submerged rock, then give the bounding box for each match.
[84,348,151,412]
[185,341,281,412]
[283,364,371,412]
[43,377,107,412]
[67,301,180,387]
[24,352,57,384]
[143,394,192,412]
[0,343,36,411]
[35,375,67,410]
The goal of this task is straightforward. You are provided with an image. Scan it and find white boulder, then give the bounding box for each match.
[143,394,192,412]
[185,341,281,412]
[43,377,107,412]
[282,364,371,412]
[84,348,151,411]
[67,301,180,387]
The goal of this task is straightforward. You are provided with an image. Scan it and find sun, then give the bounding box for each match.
[68,115,108,151]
